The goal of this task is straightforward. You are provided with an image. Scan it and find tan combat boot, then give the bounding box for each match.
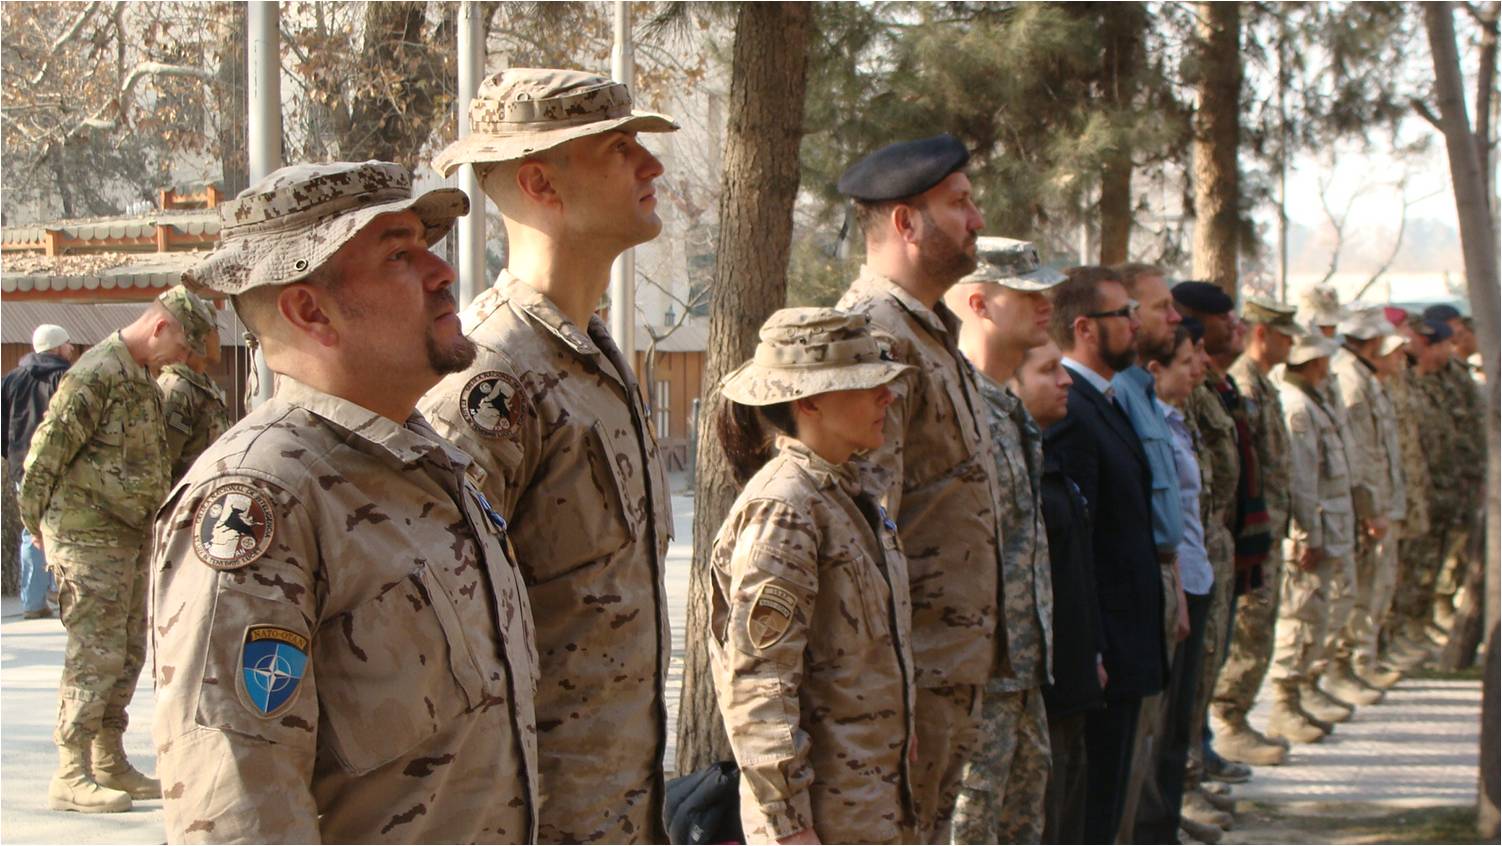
[1266,688,1326,744]
[1182,789,1234,830]
[1300,681,1354,723]
[1325,660,1384,706]
[91,730,162,800]
[1212,708,1288,765]
[48,742,132,813]
[1355,660,1403,690]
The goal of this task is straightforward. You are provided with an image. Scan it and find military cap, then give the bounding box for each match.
[1412,317,1454,343]
[837,133,970,202]
[1287,332,1339,366]
[959,237,1065,291]
[1242,297,1300,335]
[1181,315,1206,345]
[432,68,677,177]
[1297,284,1344,327]
[1422,303,1463,323]
[1338,307,1393,341]
[31,324,69,354]
[157,285,216,356]
[183,161,468,296]
[1171,281,1234,315]
[720,308,913,406]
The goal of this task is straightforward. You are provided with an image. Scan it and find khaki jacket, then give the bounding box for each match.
[1331,348,1403,522]
[151,377,539,844]
[419,272,671,843]
[1277,372,1355,558]
[836,267,1004,687]
[19,332,169,550]
[710,438,916,844]
[158,363,231,484]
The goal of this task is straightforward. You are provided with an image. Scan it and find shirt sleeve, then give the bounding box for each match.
[1283,405,1324,551]
[18,371,101,536]
[1340,377,1382,520]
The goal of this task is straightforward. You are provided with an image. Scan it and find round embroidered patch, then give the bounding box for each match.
[460,370,527,439]
[192,483,276,570]
[747,582,799,650]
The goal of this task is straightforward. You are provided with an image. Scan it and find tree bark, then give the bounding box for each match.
[675,1,812,777]
[217,2,248,196]
[1098,2,1146,266]
[1189,1,1242,294]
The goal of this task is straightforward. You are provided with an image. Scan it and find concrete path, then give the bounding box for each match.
[1,486,1483,842]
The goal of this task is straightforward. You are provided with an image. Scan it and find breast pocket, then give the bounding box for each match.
[316,563,486,775]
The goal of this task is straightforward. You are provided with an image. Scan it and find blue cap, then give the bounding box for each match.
[1171,281,1235,315]
[1422,303,1462,323]
[837,133,970,202]
[1414,318,1454,342]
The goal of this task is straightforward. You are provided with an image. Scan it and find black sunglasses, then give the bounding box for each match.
[1086,299,1139,320]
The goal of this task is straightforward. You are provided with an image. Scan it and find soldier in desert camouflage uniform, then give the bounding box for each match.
[19,289,198,812]
[710,308,918,844]
[420,68,676,843]
[945,238,1063,845]
[155,285,228,483]
[151,161,539,842]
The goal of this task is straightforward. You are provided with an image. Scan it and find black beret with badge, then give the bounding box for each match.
[837,133,971,202]
[1171,281,1235,315]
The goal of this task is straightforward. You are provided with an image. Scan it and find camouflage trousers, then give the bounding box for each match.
[1391,522,1460,636]
[1267,547,1356,690]
[912,684,981,844]
[1341,533,1399,668]
[951,685,1050,844]
[1211,555,1283,720]
[1431,513,1477,626]
[50,542,148,746]
[1186,526,1236,788]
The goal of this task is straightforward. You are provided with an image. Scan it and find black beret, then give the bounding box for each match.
[837,133,970,202]
[1171,281,1234,315]
[1422,303,1462,322]
[1414,317,1454,342]
[1180,316,1206,344]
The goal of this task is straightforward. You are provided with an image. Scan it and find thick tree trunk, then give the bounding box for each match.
[675,1,812,777]
[1098,2,1146,266]
[1190,1,1242,294]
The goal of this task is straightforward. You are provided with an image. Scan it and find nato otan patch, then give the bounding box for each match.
[747,582,799,650]
[239,624,309,718]
[193,483,276,570]
[461,371,528,439]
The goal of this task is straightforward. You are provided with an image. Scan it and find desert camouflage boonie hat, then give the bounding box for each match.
[1287,332,1339,366]
[720,308,913,406]
[182,161,469,296]
[432,68,678,177]
[1297,284,1345,328]
[157,284,216,356]
[1339,307,1406,355]
[960,237,1066,291]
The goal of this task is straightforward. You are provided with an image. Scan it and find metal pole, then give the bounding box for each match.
[457,1,486,308]
[609,1,636,372]
[247,0,281,407]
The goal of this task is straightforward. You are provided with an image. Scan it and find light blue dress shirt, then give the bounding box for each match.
[1111,365,1184,556]
[1160,399,1214,596]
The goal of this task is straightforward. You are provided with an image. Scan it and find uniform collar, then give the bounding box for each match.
[103,332,150,382]
[776,435,864,499]
[273,376,472,473]
[500,270,606,356]
[164,362,220,393]
[852,265,962,339]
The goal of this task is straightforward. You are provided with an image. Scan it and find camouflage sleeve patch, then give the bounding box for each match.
[192,483,277,570]
[747,582,799,649]
[459,370,530,440]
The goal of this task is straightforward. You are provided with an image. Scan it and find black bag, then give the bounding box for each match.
[662,760,743,844]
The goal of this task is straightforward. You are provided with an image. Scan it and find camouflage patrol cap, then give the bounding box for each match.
[1242,297,1301,335]
[157,284,216,356]
[959,237,1066,291]
[1287,332,1339,366]
[182,161,469,296]
[720,308,913,406]
[432,68,678,178]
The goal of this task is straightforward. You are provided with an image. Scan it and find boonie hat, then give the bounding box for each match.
[31,324,69,354]
[1287,332,1339,366]
[837,134,970,202]
[157,285,216,356]
[1297,284,1345,327]
[432,68,678,177]
[1339,307,1405,355]
[720,308,913,406]
[960,237,1066,291]
[182,161,468,296]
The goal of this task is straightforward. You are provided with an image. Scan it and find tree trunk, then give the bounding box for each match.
[217,2,248,196]
[1098,2,1146,266]
[1189,1,1242,294]
[675,1,812,777]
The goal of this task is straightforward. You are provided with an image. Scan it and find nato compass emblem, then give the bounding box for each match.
[460,370,528,439]
[239,625,309,718]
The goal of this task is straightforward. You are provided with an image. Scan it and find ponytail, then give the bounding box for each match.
[716,399,795,485]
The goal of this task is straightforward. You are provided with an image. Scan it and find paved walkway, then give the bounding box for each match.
[0,488,1483,842]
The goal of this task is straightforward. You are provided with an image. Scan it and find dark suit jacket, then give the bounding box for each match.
[1044,369,1167,700]
[1040,447,1105,716]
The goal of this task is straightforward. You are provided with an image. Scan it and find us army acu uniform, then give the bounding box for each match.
[1213,300,1298,760]
[1328,312,1407,696]
[711,310,918,844]
[950,239,1061,846]
[19,287,205,811]
[837,267,1004,842]
[1266,335,1356,743]
[421,68,677,843]
[157,286,229,482]
[152,161,539,842]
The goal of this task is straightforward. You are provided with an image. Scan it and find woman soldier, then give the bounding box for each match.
[709,308,918,845]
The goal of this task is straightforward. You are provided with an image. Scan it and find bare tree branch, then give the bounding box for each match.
[28,0,106,85]
[1412,96,1446,129]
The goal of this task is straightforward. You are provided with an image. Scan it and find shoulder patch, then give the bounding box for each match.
[239,624,309,718]
[747,582,799,650]
[460,370,528,439]
[193,483,277,570]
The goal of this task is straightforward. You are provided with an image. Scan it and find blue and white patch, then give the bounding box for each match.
[239,625,309,718]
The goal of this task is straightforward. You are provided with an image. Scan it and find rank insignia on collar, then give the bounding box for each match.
[239,625,309,718]
[460,370,528,440]
[193,483,276,571]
